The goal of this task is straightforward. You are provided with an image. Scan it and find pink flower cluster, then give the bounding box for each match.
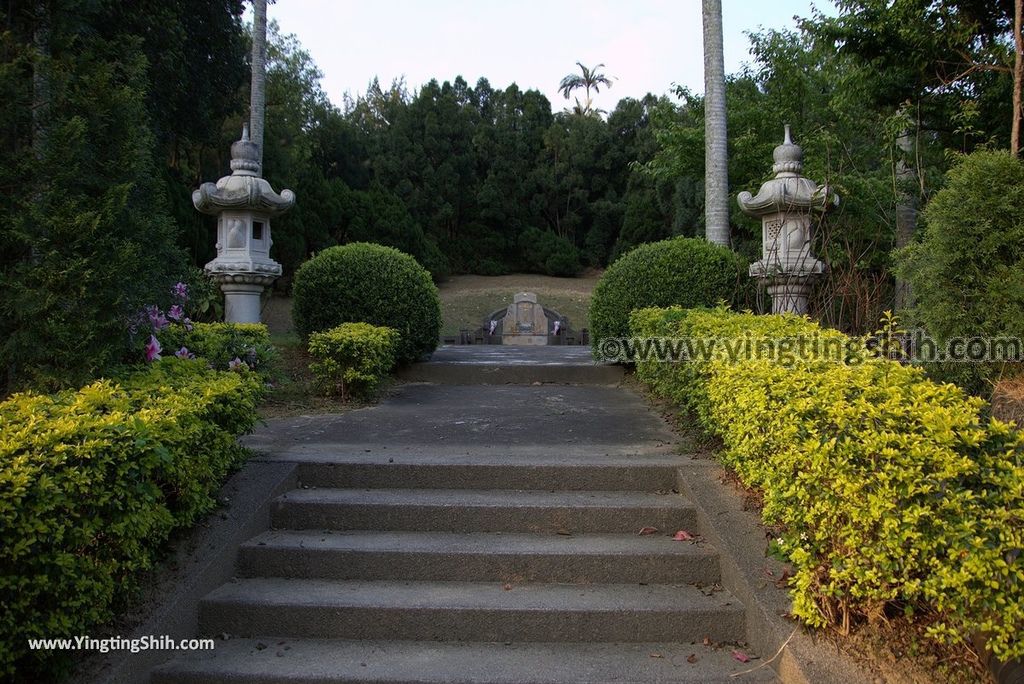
[140,282,195,363]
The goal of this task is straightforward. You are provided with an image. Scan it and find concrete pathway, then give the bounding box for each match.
[152,346,777,683]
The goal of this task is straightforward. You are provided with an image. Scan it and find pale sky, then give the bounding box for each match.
[263,1,836,112]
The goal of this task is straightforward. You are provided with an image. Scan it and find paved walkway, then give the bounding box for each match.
[398,344,624,384]
[152,347,777,683]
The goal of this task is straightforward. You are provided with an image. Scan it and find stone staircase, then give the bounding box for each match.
[152,356,773,683]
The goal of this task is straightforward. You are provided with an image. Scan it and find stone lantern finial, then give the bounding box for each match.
[229,125,261,176]
[737,126,838,315]
[772,124,803,176]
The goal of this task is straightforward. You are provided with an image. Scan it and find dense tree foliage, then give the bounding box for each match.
[0,0,248,391]
[1,0,1019,391]
[645,1,1016,332]
[337,77,678,278]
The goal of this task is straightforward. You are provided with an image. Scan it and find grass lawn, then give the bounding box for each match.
[437,272,599,336]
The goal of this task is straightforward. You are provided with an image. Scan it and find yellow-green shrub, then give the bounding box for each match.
[157,322,277,378]
[631,306,1024,660]
[0,358,262,678]
[308,322,400,400]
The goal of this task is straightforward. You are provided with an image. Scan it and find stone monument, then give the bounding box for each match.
[501,292,550,345]
[737,125,838,314]
[193,126,294,323]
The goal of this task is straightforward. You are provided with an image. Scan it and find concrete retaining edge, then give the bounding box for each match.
[675,458,877,684]
[76,458,298,684]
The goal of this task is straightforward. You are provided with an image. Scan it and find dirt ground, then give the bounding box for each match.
[991,375,1024,426]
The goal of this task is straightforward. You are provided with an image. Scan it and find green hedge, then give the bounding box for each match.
[589,237,745,358]
[308,322,400,400]
[157,322,277,378]
[292,243,441,364]
[0,358,262,678]
[631,306,1024,660]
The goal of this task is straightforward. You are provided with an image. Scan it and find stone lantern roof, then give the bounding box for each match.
[192,126,295,216]
[737,125,838,217]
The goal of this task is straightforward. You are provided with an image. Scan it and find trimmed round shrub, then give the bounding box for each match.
[292,243,441,363]
[589,237,745,355]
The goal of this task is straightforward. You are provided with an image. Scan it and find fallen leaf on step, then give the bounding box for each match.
[503,583,513,591]
[775,568,793,587]
[649,652,664,659]
[672,530,696,541]
[731,650,751,663]
[638,526,659,536]
[686,654,698,663]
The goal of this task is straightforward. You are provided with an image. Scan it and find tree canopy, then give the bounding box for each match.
[1,0,1019,390]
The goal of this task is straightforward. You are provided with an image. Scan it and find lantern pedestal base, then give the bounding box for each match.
[208,271,277,324]
[220,282,265,324]
[765,279,814,315]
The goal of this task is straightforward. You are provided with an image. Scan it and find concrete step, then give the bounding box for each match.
[271,488,697,533]
[238,530,721,585]
[396,346,624,386]
[152,638,776,684]
[289,452,680,491]
[198,578,746,644]
[398,362,625,385]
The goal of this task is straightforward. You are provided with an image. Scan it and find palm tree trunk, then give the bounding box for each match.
[250,0,267,171]
[1012,0,1023,157]
[702,0,730,246]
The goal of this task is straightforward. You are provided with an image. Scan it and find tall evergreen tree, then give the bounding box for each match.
[0,0,188,390]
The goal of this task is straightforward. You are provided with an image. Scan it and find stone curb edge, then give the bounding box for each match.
[675,458,877,684]
[76,458,299,684]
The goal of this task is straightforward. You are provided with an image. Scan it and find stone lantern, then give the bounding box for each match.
[192,126,295,323]
[737,125,838,314]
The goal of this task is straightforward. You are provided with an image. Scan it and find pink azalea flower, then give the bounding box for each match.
[167,304,184,321]
[146,305,168,331]
[175,346,194,360]
[145,335,163,362]
[173,282,188,300]
[228,357,249,371]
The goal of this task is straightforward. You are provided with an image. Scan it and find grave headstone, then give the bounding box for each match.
[501,292,549,345]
